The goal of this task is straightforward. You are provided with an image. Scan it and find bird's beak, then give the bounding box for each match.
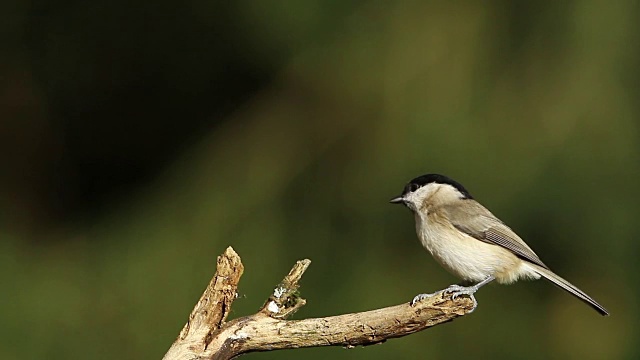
[389,196,405,204]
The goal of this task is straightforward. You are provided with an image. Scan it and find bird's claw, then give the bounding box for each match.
[443,284,479,312]
[410,292,438,306]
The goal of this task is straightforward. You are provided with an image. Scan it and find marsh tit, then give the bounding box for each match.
[390,173,608,316]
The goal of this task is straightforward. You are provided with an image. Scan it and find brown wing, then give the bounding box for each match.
[442,201,549,269]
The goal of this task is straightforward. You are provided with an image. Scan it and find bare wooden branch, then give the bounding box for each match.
[163,247,474,360]
[163,247,244,359]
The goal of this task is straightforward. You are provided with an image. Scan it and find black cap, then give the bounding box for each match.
[402,173,472,199]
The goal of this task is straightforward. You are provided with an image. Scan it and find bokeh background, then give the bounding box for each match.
[1,1,638,359]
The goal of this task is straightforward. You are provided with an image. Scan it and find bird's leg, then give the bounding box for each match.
[410,275,495,310]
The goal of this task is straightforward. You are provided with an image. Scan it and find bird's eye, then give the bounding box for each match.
[409,183,420,192]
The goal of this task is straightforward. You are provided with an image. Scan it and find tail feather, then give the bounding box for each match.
[528,263,609,316]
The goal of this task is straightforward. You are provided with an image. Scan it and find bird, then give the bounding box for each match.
[390,173,609,316]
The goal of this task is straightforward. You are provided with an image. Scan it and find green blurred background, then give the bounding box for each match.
[1,1,638,359]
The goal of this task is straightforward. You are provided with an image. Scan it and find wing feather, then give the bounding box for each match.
[443,201,548,269]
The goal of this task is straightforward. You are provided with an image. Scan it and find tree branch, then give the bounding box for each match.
[163,247,474,359]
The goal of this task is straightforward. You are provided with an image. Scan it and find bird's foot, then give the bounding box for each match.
[443,284,479,312]
[410,288,478,312]
[410,285,479,308]
[412,276,493,310]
